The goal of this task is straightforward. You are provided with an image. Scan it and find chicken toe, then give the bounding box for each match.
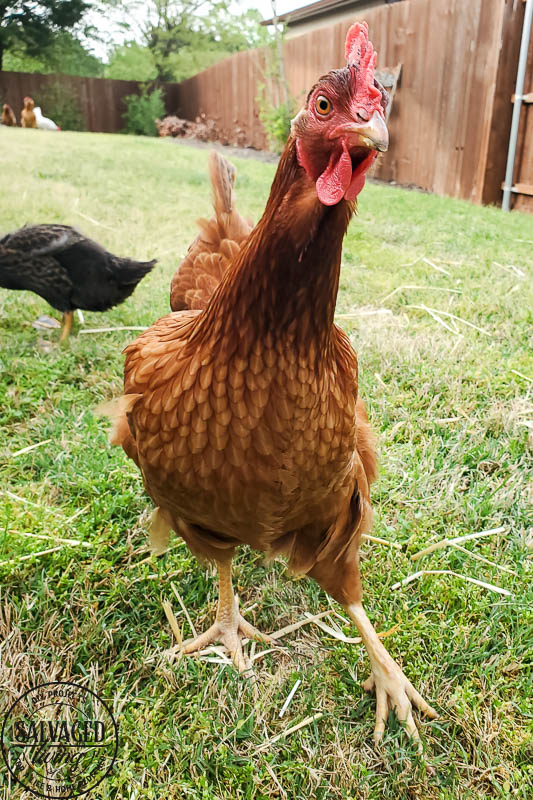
[182,560,273,673]
[183,610,271,673]
[348,602,437,750]
[362,658,438,750]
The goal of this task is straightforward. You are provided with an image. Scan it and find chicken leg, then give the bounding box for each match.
[183,560,273,672]
[59,311,74,342]
[347,603,438,751]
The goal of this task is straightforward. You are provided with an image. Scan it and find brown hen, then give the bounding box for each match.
[21,97,37,129]
[2,104,17,126]
[108,21,436,750]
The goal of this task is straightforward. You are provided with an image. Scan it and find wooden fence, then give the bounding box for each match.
[0,71,181,133]
[1,0,530,208]
[176,0,529,208]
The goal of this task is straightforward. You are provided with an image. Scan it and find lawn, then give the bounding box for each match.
[0,127,531,800]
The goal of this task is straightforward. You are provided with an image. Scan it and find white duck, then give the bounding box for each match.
[34,107,60,131]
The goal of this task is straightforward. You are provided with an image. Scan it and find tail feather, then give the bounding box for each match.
[113,257,157,286]
[210,150,236,216]
[170,151,253,312]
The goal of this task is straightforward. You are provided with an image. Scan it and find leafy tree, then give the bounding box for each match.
[112,0,272,83]
[3,31,103,77]
[142,0,216,82]
[0,0,90,70]
[200,7,271,52]
[105,41,157,82]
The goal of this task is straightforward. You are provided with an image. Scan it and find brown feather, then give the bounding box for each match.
[170,151,253,311]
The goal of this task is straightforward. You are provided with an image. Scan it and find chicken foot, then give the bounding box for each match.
[347,603,438,752]
[183,560,273,673]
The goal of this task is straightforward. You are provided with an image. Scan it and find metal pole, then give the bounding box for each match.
[502,0,533,211]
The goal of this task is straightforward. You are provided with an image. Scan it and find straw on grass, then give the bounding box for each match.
[256,712,324,752]
[493,261,526,278]
[11,439,51,458]
[264,762,288,799]
[335,309,392,319]
[391,569,511,596]
[250,647,278,663]
[422,257,451,275]
[0,545,63,568]
[409,304,461,335]
[3,490,63,516]
[10,531,90,548]
[170,581,198,638]
[303,612,401,644]
[511,369,532,384]
[361,533,402,550]
[381,285,461,303]
[162,600,183,646]
[279,679,301,718]
[411,526,507,561]
[408,304,491,336]
[268,610,331,641]
[63,505,90,524]
[73,198,114,231]
[449,542,517,576]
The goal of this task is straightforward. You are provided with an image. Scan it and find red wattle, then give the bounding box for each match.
[316,141,353,206]
[345,151,377,201]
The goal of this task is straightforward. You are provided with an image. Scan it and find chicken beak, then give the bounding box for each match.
[335,111,389,152]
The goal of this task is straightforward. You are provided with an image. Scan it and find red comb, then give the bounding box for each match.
[344,21,381,114]
[345,21,377,76]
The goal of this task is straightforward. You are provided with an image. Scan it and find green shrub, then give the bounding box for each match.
[257,82,295,154]
[123,86,165,137]
[37,83,85,131]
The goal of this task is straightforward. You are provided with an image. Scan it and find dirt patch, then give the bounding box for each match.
[171,136,279,163]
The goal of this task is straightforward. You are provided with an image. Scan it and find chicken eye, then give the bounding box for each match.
[315,95,332,116]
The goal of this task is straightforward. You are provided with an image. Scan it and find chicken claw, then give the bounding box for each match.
[183,604,272,673]
[348,602,437,751]
[362,653,438,750]
[182,560,273,674]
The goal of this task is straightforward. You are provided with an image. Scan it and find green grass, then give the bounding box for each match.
[0,127,531,799]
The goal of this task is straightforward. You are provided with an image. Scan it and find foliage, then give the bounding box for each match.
[123,85,165,136]
[256,18,293,154]
[105,41,158,82]
[0,0,90,70]
[257,86,294,154]
[0,128,532,799]
[2,32,103,77]
[199,6,272,52]
[158,44,234,83]
[109,1,272,82]
[37,82,85,130]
